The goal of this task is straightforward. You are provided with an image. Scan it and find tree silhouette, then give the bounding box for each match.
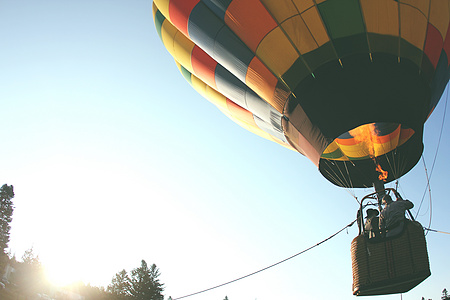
[129,260,164,300]
[0,184,14,274]
[0,184,15,268]
[108,269,132,299]
[77,282,110,300]
[442,288,450,300]
[107,260,164,300]
[12,247,48,297]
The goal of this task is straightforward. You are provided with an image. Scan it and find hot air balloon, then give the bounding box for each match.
[152,0,450,296]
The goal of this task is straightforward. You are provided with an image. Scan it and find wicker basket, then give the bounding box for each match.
[351,220,431,296]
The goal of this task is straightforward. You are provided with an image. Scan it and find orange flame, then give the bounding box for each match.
[376,163,388,181]
[348,123,377,157]
[349,123,388,181]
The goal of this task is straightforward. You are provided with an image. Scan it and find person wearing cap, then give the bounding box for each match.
[379,194,414,237]
[364,208,380,239]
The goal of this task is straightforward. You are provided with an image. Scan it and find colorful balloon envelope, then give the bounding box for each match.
[153,0,450,188]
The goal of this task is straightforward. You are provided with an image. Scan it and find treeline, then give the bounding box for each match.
[106,259,164,300]
[422,289,450,300]
[1,247,164,300]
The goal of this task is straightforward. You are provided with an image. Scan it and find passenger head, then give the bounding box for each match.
[382,194,393,205]
[365,208,379,218]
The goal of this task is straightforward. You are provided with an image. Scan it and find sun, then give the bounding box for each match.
[44,261,83,287]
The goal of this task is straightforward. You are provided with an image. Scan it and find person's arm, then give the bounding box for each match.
[378,214,385,229]
[404,199,414,210]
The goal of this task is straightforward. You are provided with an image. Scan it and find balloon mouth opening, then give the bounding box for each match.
[318,122,421,188]
[320,122,415,162]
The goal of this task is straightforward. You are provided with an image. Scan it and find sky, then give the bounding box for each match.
[0,1,449,300]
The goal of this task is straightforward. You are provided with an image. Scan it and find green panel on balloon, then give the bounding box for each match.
[318,0,365,39]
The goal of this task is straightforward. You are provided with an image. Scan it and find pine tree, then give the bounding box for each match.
[108,269,132,299]
[129,260,164,300]
[12,247,47,297]
[0,184,15,277]
[442,288,450,300]
[0,184,15,253]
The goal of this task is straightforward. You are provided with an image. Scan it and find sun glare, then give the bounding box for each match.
[44,262,83,287]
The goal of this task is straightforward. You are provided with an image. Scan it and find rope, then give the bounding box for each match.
[172,220,357,300]
[321,160,361,204]
[414,84,448,229]
[414,85,449,232]
[422,227,450,235]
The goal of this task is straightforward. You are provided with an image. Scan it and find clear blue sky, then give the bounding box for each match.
[1,1,449,300]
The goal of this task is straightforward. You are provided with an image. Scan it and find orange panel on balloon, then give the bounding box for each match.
[191,46,218,89]
[246,57,280,111]
[226,99,257,126]
[169,0,199,36]
[224,0,277,52]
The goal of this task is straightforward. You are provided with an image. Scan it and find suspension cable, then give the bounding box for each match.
[172,220,357,300]
[415,157,433,235]
[322,167,360,204]
[422,227,450,235]
[415,84,448,221]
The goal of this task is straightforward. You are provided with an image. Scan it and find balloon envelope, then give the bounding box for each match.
[153,0,450,188]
